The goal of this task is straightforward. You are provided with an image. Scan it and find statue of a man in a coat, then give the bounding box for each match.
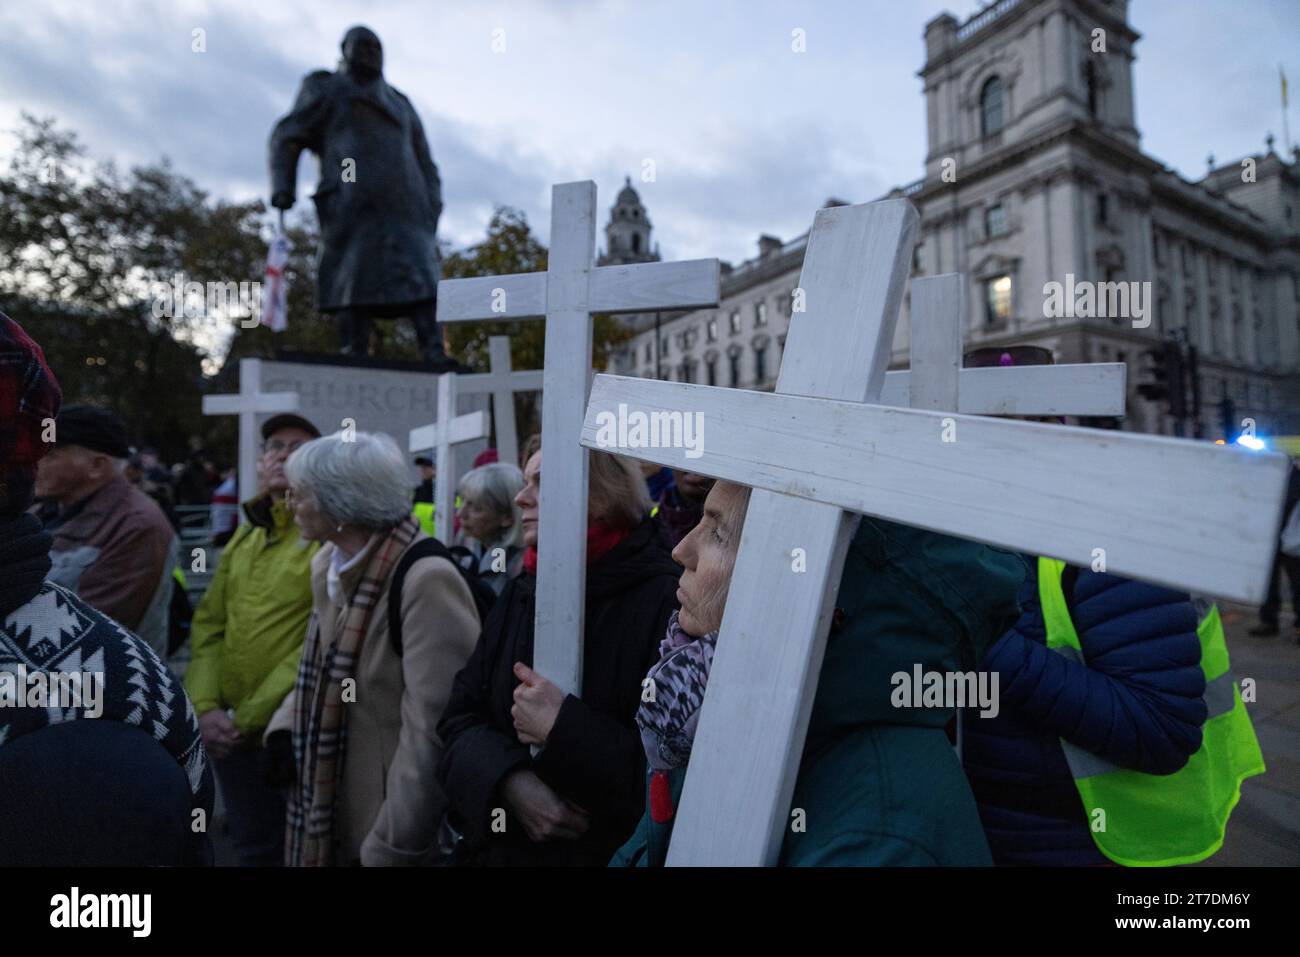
[269,26,451,368]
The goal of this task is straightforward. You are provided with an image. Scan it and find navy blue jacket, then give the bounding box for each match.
[962,558,1207,865]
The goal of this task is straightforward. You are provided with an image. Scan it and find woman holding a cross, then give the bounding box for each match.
[436,447,681,866]
[612,479,1026,867]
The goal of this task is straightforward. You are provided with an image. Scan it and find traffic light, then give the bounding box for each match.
[1136,345,1170,402]
[1136,339,1187,419]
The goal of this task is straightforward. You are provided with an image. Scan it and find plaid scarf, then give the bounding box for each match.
[286,516,419,867]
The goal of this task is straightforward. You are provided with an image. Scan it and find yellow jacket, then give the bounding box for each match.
[183,494,319,734]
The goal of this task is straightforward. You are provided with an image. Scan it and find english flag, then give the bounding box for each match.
[261,231,293,332]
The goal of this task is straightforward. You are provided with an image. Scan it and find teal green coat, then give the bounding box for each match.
[611,516,1026,866]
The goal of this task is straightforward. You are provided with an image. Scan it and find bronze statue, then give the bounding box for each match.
[269,26,451,367]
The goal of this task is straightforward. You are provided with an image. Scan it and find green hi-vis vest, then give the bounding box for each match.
[1038,557,1265,866]
[411,496,463,539]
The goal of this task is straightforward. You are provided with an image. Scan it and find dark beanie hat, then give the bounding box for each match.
[0,312,62,517]
[55,405,132,459]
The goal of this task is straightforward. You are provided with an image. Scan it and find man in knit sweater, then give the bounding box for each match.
[0,311,214,865]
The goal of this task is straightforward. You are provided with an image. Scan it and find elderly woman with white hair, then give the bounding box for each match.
[455,461,526,595]
[270,431,481,866]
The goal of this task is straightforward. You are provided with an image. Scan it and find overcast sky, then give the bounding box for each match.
[1,0,1297,267]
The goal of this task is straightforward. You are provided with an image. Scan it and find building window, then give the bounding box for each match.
[755,301,767,326]
[729,310,741,335]
[984,275,1013,326]
[1084,60,1099,117]
[912,243,925,274]
[728,352,741,386]
[778,292,793,317]
[660,336,668,358]
[980,76,1005,137]
[631,233,641,253]
[707,318,718,342]
[985,204,1007,238]
[643,342,651,363]
[755,346,767,382]
[1097,192,1109,226]
[681,361,694,384]
[706,357,717,386]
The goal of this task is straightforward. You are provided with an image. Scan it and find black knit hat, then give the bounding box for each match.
[55,405,132,459]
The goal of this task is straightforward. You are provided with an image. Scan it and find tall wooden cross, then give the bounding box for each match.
[409,373,490,544]
[580,200,1290,865]
[904,272,1126,760]
[884,273,1127,415]
[202,357,300,522]
[436,180,720,696]
[456,335,543,468]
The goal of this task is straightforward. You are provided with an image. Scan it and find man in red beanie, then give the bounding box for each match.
[0,311,214,865]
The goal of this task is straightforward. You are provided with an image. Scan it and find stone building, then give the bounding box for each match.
[612,0,1300,438]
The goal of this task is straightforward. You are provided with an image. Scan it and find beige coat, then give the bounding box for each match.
[269,532,480,866]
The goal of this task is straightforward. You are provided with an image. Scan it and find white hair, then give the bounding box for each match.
[457,462,525,550]
[284,431,413,531]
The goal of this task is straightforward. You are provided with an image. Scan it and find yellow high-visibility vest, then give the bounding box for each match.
[1038,557,1265,866]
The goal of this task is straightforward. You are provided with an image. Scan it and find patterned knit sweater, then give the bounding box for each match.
[1,581,209,798]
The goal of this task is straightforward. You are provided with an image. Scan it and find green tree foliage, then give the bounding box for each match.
[0,114,269,462]
[0,115,631,466]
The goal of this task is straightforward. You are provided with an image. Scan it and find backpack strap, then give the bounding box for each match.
[388,537,454,658]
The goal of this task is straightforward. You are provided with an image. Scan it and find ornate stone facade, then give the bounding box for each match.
[614,0,1300,437]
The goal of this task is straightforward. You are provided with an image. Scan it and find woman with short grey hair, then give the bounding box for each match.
[455,462,525,595]
[271,431,480,866]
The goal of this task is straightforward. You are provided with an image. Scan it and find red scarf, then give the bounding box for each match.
[521,521,629,576]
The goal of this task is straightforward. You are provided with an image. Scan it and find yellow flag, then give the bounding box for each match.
[1282,65,1289,109]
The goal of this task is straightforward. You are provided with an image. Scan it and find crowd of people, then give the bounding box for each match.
[0,309,1288,867]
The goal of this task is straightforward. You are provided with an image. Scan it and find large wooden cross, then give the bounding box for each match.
[904,272,1127,415]
[202,357,300,522]
[580,200,1290,865]
[437,180,720,695]
[905,271,1126,760]
[409,373,490,544]
[455,335,543,468]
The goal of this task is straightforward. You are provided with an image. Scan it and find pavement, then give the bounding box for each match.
[1194,601,1300,867]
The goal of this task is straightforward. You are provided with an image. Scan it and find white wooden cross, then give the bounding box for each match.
[409,372,490,544]
[904,272,1126,760]
[580,199,1290,865]
[202,357,300,522]
[883,274,1127,415]
[455,335,543,468]
[436,180,719,696]
[904,272,1128,415]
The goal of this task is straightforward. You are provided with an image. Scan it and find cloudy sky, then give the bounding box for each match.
[1,0,1297,267]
